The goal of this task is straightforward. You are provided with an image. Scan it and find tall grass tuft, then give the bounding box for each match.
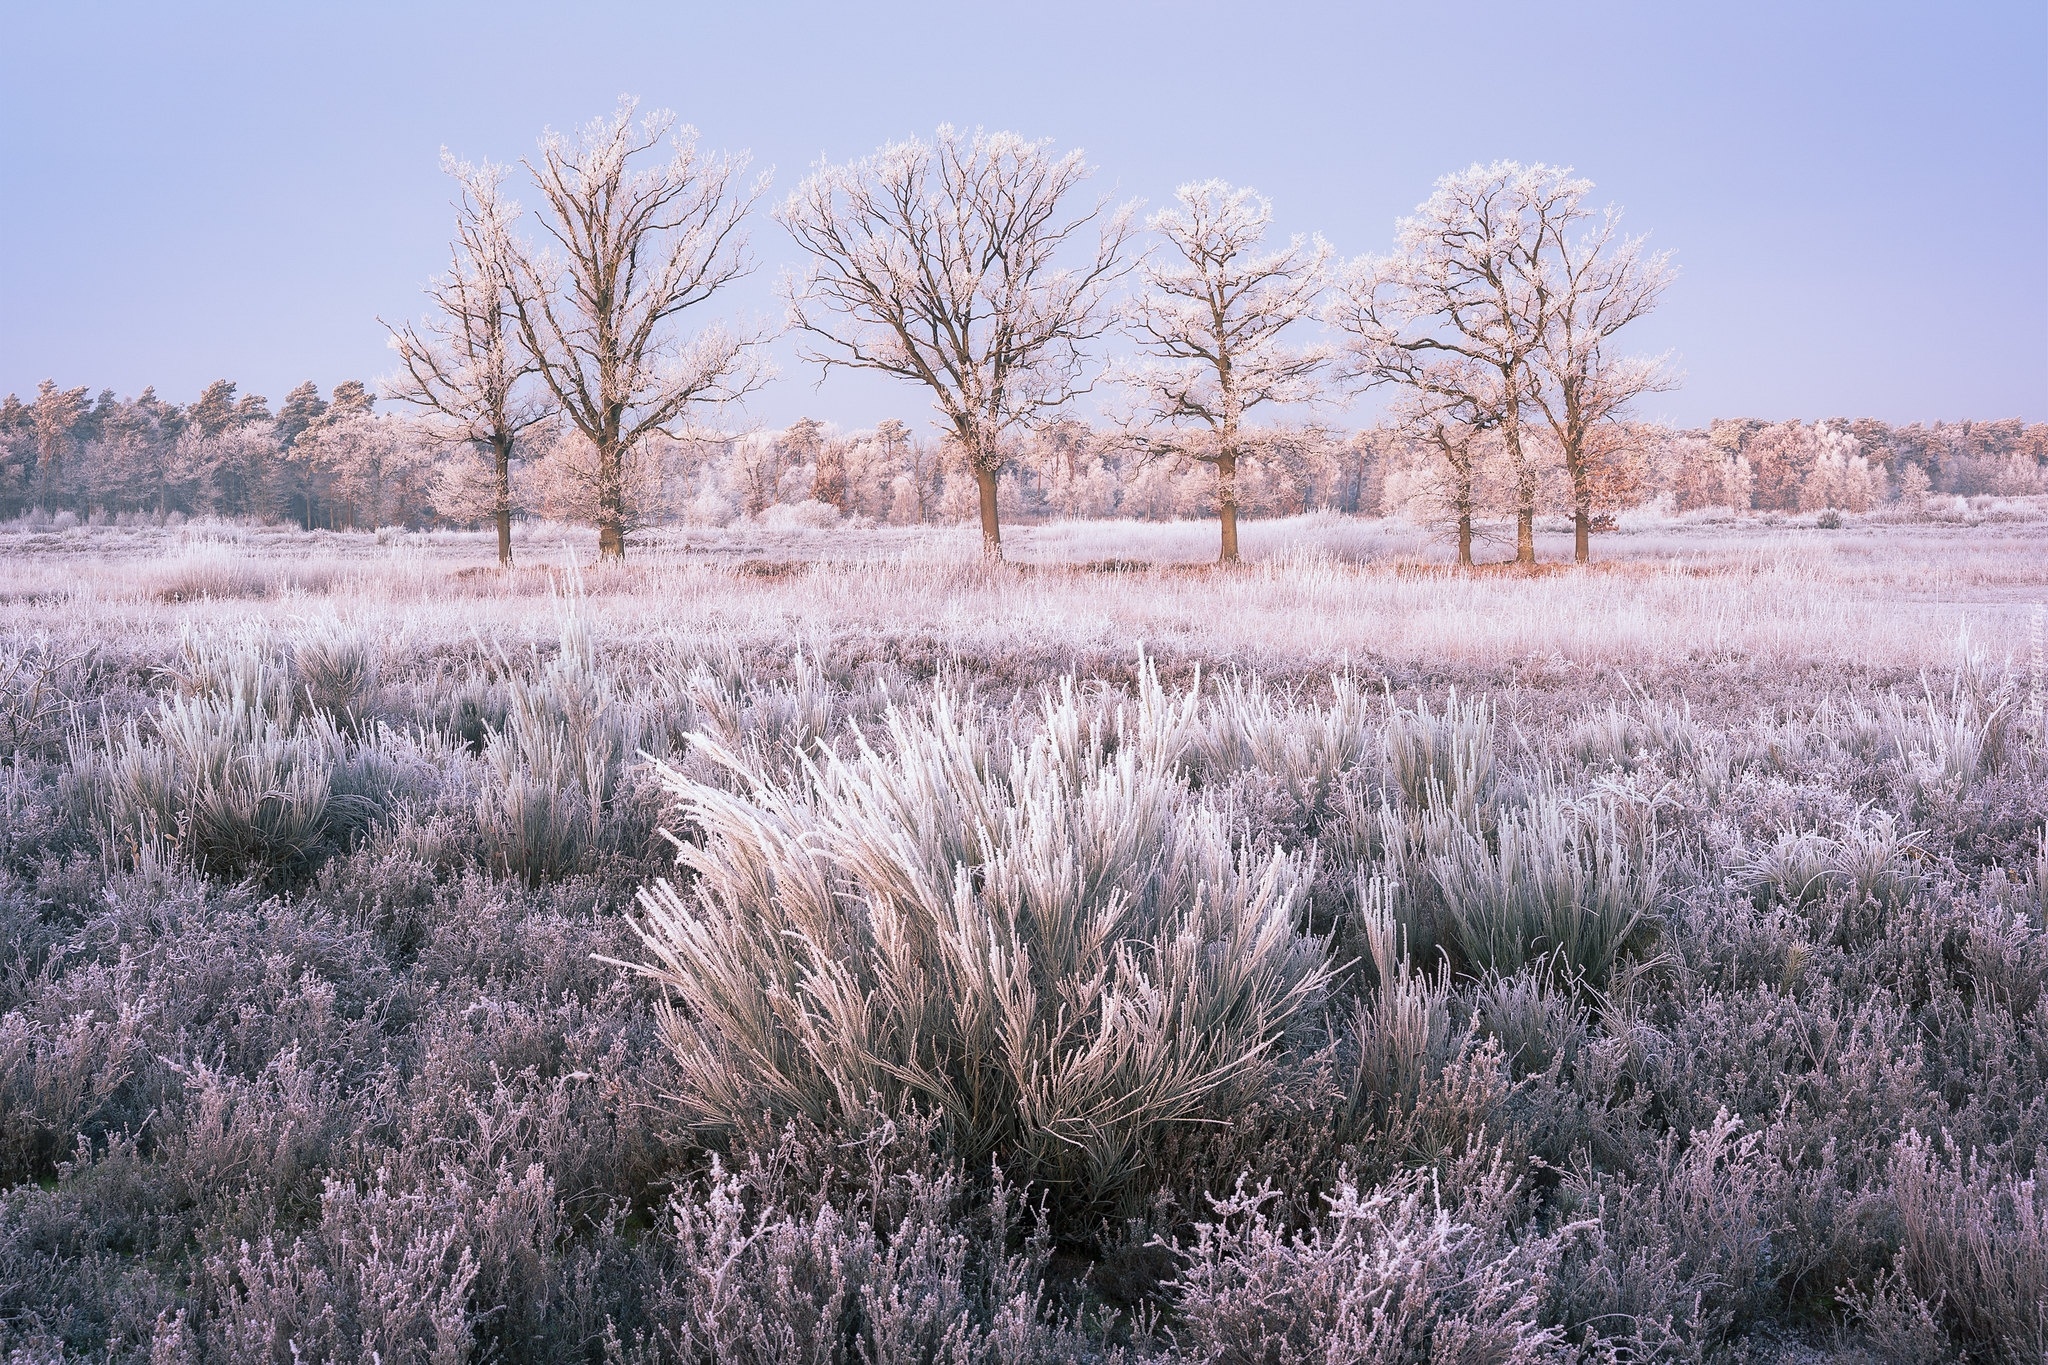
[292,619,379,729]
[1384,794,1660,987]
[80,665,359,882]
[624,664,1333,1220]
[1191,672,1374,817]
[1383,688,1495,820]
[475,590,676,883]
[1340,876,1461,1137]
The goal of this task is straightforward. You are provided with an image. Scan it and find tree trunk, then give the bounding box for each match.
[975,465,1003,560]
[1504,398,1537,566]
[1573,506,1590,565]
[1457,513,1474,567]
[597,440,627,561]
[1216,449,1240,565]
[493,435,514,567]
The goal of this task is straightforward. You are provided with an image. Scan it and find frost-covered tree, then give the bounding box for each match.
[777,126,1133,558]
[185,380,244,439]
[385,158,552,565]
[1524,201,1675,562]
[268,383,330,528]
[0,395,31,511]
[876,418,944,524]
[30,380,89,510]
[1332,163,1585,565]
[495,98,769,560]
[1115,182,1331,563]
[1388,383,1495,566]
[274,382,327,450]
[1798,423,1882,512]
[297,390,432,529]
[781,416,838,510]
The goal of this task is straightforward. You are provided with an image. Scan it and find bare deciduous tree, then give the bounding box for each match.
[1115,182,1330,564]
[1524,207,1676,563]
[496,98,769,561]
[384,158,553,566]
[1332,162,1584,566]
[777,126,1133,559]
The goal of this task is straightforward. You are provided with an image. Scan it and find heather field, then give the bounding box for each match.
[3,513,2047,1363]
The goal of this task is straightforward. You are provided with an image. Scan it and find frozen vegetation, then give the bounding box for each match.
[0,512,2044,1362]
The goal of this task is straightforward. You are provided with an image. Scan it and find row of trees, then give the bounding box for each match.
[373,99,1682,565]
[0,378,423,528]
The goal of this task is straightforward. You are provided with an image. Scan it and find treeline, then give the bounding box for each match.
[0,378,411,529]
[1,380,2043,532]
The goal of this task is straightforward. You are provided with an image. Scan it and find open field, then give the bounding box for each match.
[6,507,2047,682]
[3,515,2047,1362]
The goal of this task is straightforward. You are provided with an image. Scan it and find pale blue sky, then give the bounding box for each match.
[2,0,2043,429]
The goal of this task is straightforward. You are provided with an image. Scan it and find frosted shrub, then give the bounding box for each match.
[1888,1131,2048,1363]
[1170,1155,1573,1363]
[0,635,91,760]
[610,1160,1094,1364]
[0,1002,146,1185]
[2027,824,2048,921]
[626,666,1332,1219]
[757,498,843,531]
[1549,1108,1791,1354]
[195,1169,483,1365]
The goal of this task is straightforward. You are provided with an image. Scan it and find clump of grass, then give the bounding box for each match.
[474,590,679,883]
[1868,676,2015,806]
[1383,688,1495,820]
[292,619,379,728]
[1738,811,1923,916]
[624,663,1333,1221]
[143,542,273,603]
[1190,671,1374,816]
[80,670,353,882]
[72,628,411,884]
[1383,793,1660,988]
[1342,878,1454,1123]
